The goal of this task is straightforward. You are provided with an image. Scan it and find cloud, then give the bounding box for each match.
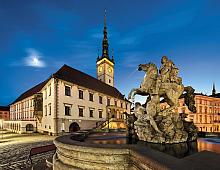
[24,48,46,68]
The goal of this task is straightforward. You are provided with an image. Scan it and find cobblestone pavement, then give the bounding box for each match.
[0,132,56,170]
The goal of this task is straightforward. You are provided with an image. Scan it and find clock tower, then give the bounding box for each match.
[96,10,115,87]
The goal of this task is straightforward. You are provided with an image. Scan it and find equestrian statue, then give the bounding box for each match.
[128,56,197,144]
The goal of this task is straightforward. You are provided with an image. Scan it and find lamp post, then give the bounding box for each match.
[107,112,110,132]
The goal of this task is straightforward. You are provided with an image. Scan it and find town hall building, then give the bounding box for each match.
[5,13,131,135]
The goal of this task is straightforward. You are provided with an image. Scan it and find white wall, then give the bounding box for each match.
[9,77,131,135]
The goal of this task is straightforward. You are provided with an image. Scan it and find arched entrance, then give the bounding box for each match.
[69,122,80,132]
[26,124,34,131]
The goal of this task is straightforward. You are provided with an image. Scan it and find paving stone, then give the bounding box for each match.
[0,133,55,170]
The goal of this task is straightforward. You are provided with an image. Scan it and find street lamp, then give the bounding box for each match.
[107,112,110,132]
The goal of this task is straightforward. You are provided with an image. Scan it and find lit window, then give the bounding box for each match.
[99,110,102,118]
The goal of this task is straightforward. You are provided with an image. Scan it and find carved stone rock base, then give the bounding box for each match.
[134,112,197,144]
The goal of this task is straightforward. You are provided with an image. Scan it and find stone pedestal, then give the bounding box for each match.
[135,112,197,144]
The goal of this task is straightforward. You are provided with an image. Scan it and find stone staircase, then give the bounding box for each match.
[95,118,126,130]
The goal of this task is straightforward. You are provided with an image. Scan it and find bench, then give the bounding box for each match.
[27,144,56,164]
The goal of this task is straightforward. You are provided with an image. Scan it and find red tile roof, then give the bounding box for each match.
[11,64,128,104]
[11,80,49,104]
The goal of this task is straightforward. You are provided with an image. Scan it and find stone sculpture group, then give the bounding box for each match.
[128,56,197,144]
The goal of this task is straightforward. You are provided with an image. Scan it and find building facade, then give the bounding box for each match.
[0,106,10,129]
[161,86,220,133]
[5,12,131,135]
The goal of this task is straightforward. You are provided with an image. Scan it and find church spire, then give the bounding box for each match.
[102,9,109,59]
[96,10,115,87]
[212,83,216,95]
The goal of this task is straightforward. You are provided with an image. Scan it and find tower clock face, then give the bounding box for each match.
[99,66,103,72]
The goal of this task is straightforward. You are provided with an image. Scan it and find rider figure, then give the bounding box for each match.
[155,56,180,94]
[159,56,172,83]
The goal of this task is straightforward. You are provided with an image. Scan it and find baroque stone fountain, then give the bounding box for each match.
[53,56,201,170]
[128,56,197,143]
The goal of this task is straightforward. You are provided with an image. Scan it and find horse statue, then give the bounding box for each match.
[128,56,197,143]
[128,57,196,116]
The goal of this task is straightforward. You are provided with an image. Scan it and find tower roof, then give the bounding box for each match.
[212,83,216,95]
[97,9,114,63]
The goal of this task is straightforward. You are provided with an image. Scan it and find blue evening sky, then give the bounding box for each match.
[0,0,220,105]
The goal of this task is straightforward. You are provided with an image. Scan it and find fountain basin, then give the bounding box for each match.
[53,132,220,170]
[53,133,131,170]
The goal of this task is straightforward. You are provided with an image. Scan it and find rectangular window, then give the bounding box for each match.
[49,85,51,96]
[99,96,103,104]
[79,90,83,99]
[199,115,202,123]
[65,106,71,116]
[79,108,83,117]
[199,106,202,113]
[45,105,47,116]
[99,110,102,118]
[126,103,128,109]
[45,89,47,99]
[115,100,117,106]
[121,102,123,108]
[65,86,71,96]
[49,104,51,115]
[205,107,207,113]
[107,98,110,106]
[89,93,93,101]
[89,109,94,117]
